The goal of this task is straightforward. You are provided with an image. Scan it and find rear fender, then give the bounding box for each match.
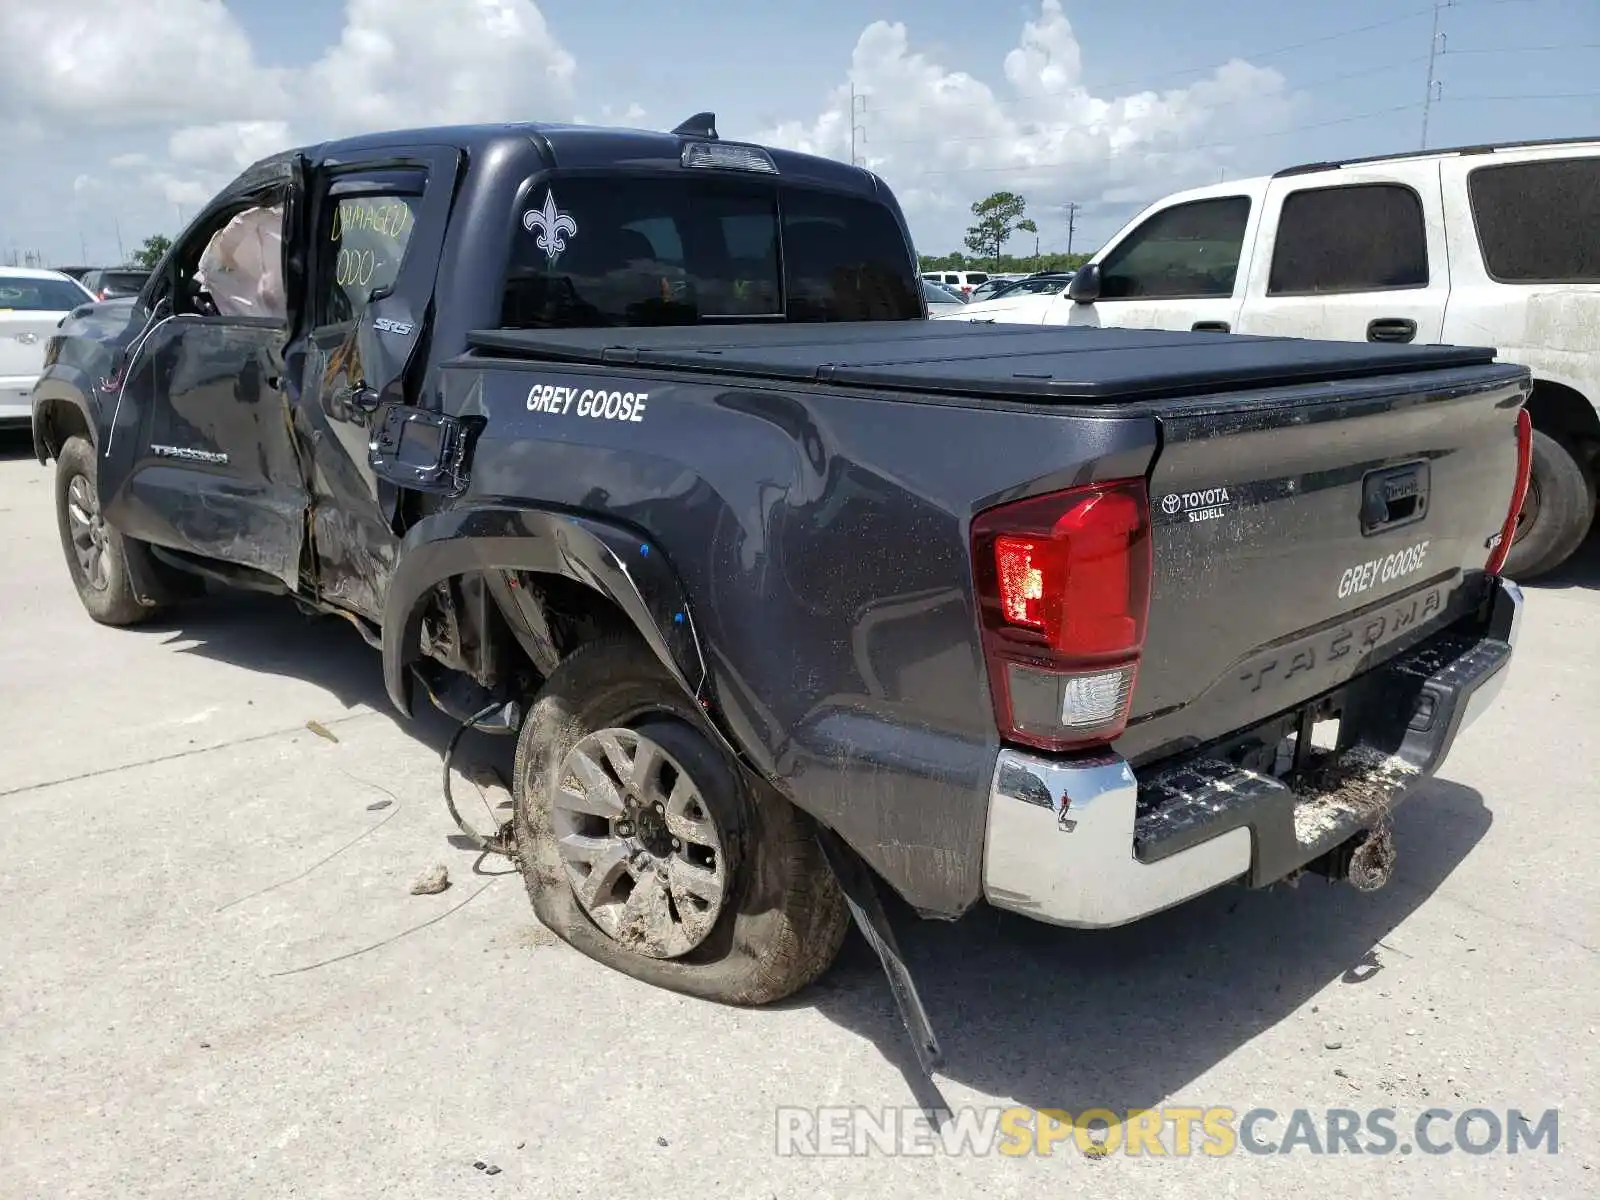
[384,504,709,723]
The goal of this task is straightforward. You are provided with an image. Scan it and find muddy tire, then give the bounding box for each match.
[53,435,170,626]
[1503,429,1595,580]
[512,636,850,1005]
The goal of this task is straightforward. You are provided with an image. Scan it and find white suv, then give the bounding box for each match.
[921,270,992,297]
[964,138,1600,578]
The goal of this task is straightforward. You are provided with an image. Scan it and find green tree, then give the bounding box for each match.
[1017,218,1038,263]
[919,250,1089,275]
[131,234,172,268]
[963,191,1029,265]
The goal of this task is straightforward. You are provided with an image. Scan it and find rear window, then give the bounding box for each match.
[0,277,90,311]
[95,271,150,294]
[500,176,921,328]
[1468,157,1600,284]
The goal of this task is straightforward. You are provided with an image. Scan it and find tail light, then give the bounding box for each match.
[1485,407,1533,576]
[971,479,1153,753]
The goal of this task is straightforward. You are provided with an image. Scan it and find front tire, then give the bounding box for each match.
[53,435,168,626]
[512,636,850,1005]
[1503,429,1595,580]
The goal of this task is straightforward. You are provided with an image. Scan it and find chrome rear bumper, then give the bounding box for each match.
[982,578,1523,928]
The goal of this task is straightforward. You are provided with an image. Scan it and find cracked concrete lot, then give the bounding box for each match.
[1,434,1595,1198]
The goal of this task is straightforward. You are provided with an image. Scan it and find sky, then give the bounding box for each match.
[1,0,1594,267]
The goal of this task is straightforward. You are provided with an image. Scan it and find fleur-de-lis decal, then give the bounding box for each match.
[522,189,578,262]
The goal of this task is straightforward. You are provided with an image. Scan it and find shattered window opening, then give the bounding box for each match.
[193,204,288,322]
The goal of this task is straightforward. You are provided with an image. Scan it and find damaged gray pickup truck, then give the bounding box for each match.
[31,115,1531,1066]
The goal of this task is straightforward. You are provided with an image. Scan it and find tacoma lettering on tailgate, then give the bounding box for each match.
[1238,584,1445,695]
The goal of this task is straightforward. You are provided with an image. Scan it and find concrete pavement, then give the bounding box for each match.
[1,433,1594,1198]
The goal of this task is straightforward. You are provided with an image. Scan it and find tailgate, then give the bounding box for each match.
[1120,362,1528,763]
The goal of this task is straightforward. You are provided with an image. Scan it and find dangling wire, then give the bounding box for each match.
[442,700,516,857]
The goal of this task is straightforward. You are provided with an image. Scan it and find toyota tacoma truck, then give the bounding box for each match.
[30,115,1530,1043]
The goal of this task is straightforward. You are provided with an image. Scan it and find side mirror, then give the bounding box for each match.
[1067,263,1102,304]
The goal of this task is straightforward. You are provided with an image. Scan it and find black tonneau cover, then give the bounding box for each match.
[464,322,1498,404]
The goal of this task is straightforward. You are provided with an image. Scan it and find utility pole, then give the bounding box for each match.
[114,218,126,265]
[1421,0,1453,149]
[849,85,867,166]
[1063,202,1079,258]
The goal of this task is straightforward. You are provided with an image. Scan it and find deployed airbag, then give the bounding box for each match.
[195,205,286,320]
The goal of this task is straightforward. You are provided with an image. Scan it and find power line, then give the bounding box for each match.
[1443,89,1600,99]
[1086,6,1438,91]
[848,21,1584,139]
[903,103,1424,178]
[864,56,1430,149]
[1422,0,1451,149]
[854,7,1441,121]
[1443,42,1600,53]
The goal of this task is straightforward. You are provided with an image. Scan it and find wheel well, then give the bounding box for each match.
[33,398,92,463]
[1525,380,1599,448]
[416,568,643,699]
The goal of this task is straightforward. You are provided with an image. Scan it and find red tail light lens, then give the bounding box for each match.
[1485,407,1533,576]
[972,479,1153,752]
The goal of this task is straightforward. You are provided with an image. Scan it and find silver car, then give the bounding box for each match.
[920,278,968,315]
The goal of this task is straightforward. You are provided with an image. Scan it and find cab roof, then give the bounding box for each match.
[265,116,883,199]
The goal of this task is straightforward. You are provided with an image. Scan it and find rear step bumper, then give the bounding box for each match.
[982,577,1523,928]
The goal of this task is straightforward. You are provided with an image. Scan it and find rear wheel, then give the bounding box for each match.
[54,435,169,626]
[1503,429,1595,580]
[512,636,850,1005]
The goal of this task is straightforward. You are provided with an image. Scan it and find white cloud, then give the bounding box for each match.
[167,121,295,172]
[0,0,577,226]
[143,172,225,209]
[751,0,1298,245]
[0,0,288,128]
[304,0,576,137]
[573,102,649,127]
[0,0,1302,264]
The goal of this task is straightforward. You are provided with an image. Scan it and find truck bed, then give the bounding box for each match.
[464,321,1498,405]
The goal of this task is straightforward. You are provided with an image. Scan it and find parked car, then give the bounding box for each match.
[987,137,1600,579]
[921,278,967,312]
[920,269,992,296]
[0,267,93,428]
[79,267,152,301]
[31,116,1529,1047]
[932,270,1077,322]
[965,274,1028,302]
